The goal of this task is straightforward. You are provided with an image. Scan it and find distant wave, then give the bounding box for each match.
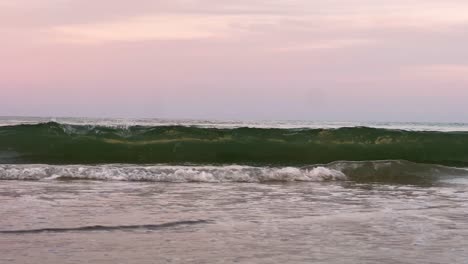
[3,117,468,131]
[1,161,467,184]
[1,122,468,166]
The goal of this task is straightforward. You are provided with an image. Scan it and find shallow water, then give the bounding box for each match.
[1,180,468,264]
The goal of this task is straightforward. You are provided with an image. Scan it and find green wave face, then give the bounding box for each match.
[1,122,468,166]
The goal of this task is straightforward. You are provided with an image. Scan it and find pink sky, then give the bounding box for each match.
[1,0,468,121]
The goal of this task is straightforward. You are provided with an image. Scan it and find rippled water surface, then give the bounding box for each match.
[1,180,468,263]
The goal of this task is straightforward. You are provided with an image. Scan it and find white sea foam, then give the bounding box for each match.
[0,164,347,182]
[1,117,468,131]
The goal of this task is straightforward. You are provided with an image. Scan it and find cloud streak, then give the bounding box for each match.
[50,15,236,43]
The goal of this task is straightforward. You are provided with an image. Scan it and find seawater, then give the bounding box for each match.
[1,117,468,263]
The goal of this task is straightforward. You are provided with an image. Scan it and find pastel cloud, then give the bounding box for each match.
[50,15,236,43]
[43,6,468,44]
[402,65,468,82]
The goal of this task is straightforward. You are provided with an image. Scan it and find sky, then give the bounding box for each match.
[1,0,468,122]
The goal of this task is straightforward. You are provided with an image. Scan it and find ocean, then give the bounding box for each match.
[1,117,468,263]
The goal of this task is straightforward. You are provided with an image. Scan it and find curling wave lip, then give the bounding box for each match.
[1,122,468,166]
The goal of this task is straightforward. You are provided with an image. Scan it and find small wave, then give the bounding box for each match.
[0,220,211,234]
[0,164,346,182]
[312,160,468,185]
[1,161,468,184]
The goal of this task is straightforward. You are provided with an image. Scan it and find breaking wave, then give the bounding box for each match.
[1,122,468,166]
